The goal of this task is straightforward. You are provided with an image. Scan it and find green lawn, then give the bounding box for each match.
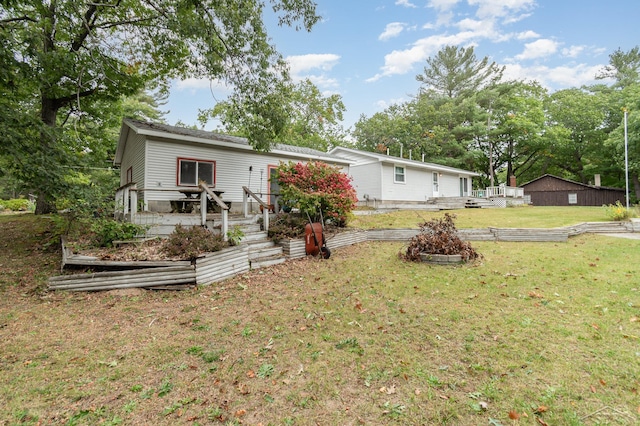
[1,212,640,425]
[350,206,616,229]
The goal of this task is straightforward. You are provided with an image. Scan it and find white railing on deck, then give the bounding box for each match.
[472,186,524,198]
[114,182,231,241]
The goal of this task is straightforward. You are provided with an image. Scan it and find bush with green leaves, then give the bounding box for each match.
[90,219,147,248]
[0,198,33,212]
[161,225,226,260]
[274,160,357,226]
[603,200,630,221]
[265,213,308,242]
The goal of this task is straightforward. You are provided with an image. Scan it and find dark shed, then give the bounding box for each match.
[521,174,625,206]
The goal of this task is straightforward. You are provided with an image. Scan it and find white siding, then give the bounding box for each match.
[380,164,435,202]
[348,163,382,200]
[119,133,146,188]
[439,174,461,197]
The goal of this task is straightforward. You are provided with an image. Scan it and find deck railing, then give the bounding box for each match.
[114,182,231,240]
[472,186,524,199]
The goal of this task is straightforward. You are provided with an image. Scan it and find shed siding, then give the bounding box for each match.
[522,175,625,206]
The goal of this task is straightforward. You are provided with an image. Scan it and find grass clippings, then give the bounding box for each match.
[1,213,640,425]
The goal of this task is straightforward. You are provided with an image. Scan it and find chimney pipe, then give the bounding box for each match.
[594,174,601,187]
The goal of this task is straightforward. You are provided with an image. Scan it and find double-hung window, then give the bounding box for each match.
[178,158,215,186]
[394,166,406,183]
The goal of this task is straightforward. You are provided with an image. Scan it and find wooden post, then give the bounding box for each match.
[123,186,130,216]
[221,208,228,241]
[243,189,249,217]
[200,190,207,226]
[263,208,269,233]
[130,187,138,220]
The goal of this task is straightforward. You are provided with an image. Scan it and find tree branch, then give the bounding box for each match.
[0,15,37,25]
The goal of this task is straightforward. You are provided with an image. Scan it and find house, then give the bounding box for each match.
[114,119,351,213]
[521,174,625,206]
[328,146,480,208]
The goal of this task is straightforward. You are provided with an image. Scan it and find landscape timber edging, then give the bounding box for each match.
[419,253,465,264]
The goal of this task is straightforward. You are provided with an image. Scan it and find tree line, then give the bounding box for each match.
[352,45,640,200]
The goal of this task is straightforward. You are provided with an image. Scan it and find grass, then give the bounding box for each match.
[349,205,619,229]
[1,212,640,424]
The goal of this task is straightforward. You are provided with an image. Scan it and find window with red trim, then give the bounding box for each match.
[178,158,215,186]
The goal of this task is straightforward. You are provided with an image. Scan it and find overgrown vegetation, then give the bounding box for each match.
[0,198,33,212]
[603,200,632,221]
[402,213,481,262]
[266,213,308,242]
[161,225,227,260]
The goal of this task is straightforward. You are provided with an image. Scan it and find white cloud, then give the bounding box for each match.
[305,74,340,89]
[562,45,586,58]
[395,0,417,8]
[286,53,340,76]
[468,0,536,20]
[175,78,227,91]
[367,32,477,81]
[427,0,461,12]
[503,62,606,89]
[516,30,539,40]
[514,38,559,60]
[379,22,407,41]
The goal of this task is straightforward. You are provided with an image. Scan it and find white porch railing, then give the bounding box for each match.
[472,186,524,198]
[242,186,270,233]
[114,182,232,240]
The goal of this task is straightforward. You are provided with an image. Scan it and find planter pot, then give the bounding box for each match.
[419,253,464,264]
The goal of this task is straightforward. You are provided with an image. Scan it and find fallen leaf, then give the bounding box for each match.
[237,383,250,395]
[631,316,638,323]
[508,410,520,420]
[591,323,600,330]
[234,409,246,418]
[246,370,255,378]
[590,384,597,393]
[528,291,543,298]
[534,405,547,414]
[599,379,606,386]
[414,389,421,395]
[536,417,549,426]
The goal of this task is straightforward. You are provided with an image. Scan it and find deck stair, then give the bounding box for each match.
[231,219,286,270]
[427,197,496,210]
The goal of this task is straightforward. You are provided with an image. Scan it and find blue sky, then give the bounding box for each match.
[164,0,640,133]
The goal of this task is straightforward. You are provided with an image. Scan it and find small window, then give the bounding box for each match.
[394,166,405,183]
[178,158,215,186]
[568,193,577,204]
[126,167,133,184]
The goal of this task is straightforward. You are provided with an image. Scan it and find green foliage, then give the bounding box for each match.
[603,201,630,221]
[0,198,32,212]
[226,226,245,246]
[160,225,226,260]
[257,363,275,378]
[275,161,357,226]
[402,213,481,262]
[90,219,146,248]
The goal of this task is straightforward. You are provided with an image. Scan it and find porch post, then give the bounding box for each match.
[200,191,207,226]
[221,209,229,241]
[129,187,138,220]
[263,208,269,233]
[243,189,249,217]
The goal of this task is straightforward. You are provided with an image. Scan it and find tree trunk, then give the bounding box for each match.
[34,96,60,215]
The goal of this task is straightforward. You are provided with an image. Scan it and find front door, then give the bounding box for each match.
[432,172,439,197]
[459,177,468,196]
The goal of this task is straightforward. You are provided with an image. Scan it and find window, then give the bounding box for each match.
[178,158,215,186]
[394,166,405,183]
[126,167,133,184]
[568,193,577,204]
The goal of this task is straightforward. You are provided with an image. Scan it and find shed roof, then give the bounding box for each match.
[520,174,625,192]
[114,119,351,166]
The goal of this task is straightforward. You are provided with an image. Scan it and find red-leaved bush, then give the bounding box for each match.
[275,161,357,226]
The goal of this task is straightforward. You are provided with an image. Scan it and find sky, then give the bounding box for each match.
[164,0,640,133]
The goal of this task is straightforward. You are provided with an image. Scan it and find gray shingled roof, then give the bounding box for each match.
[126,119,343,160]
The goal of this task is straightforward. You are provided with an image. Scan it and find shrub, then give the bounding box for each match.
[90,218,147,248]
[0,198,32,211]
[275,161,357,226]
[402,213,481,262]
[161,225,226,260]
[266,213,308,242]
[603,200,630,221]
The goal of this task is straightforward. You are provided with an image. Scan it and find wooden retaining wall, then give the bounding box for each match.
[48,265,196,292]
[278,230,368,258]
[195,245,250,285]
